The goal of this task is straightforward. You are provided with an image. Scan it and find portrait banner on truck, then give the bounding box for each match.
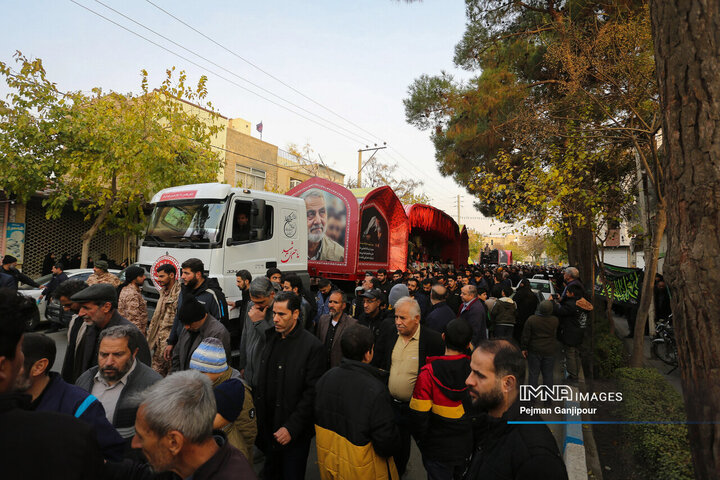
[359,206,388,263]
[299,188,346,263]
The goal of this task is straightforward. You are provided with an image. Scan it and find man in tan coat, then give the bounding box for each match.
[146,264,180,376]
[86,260,121,288]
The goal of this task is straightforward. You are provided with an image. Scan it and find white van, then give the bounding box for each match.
[136,183,309,307]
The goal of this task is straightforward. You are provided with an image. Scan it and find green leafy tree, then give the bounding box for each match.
[1,55,224,267]
[404,1,655,287]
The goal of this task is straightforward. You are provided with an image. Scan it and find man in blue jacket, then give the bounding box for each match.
[15,332,125,460]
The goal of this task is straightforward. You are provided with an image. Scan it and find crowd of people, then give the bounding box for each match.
[0,256,589,479]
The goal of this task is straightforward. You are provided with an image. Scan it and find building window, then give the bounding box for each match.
[289,178,302,189]
[235,166,266,190]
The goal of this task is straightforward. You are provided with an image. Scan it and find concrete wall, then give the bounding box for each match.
[223,128,279,190]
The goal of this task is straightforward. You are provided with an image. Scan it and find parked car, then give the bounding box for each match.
[517,278,556,302]
[20,269,121,330]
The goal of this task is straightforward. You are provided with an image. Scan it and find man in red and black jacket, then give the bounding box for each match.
[409,319,473,480]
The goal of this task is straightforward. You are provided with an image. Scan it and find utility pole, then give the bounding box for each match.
[452,195,464,224]
[357,143,387,188]
[457,195,461,225]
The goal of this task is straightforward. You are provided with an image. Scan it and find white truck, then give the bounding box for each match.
[136,183,309,308]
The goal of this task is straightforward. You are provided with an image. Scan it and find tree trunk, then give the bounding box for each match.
[650,1,720,477]
[566,223,594,289]
[629,204,666,367]
[595,246,615,335]
[80,200,113,269]
[80,174,117,269]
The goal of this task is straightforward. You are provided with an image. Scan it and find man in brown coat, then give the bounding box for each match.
[316,290,357,368]
[146,264,181,376]
[118,266,148,335]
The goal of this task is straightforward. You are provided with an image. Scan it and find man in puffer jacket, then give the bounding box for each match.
[315,324,400,480]
[409,319,473,480]
[521,300,559,391]
[490,286,517,338]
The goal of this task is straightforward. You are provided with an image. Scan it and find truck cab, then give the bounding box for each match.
[137,183,308,307]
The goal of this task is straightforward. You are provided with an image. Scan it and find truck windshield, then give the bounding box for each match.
[144,200,226,248]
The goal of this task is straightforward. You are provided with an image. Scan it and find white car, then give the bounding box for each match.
[19,268,121,330]
[527,278,556,301]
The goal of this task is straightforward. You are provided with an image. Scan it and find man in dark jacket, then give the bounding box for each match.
[316,290,357,368]
[490,286,517,339]
[356,288,390,341]
[513,278,539,342]
[459,285,488,347]
[464,339,568,479]
[426,285,456,335]
[16,333,125,460]
[553,284,584,382]
[315,324,400,479]
[76,325,162,444]
[165,258,225,361]
[410,319,473,480]
[445,277,462,314]
[41,262,70,332]
[521,300,559,390]
[2,254,40,289]
[103,370,256,480]
[0,288,104,480]
[171,296,231,373]
[407,278,430,320]
[255,291,325,479]
[372,296,445,476]
[63,284,151,383]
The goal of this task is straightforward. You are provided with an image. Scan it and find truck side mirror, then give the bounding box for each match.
[251,199,266,241]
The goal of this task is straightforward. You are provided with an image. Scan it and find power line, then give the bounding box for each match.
[93,0,375,146]
[140,0,455,200]
[144,0,385,145]
[71,0,463,205]
[69,0,367,145]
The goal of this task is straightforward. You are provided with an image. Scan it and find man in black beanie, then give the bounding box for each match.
[2,255,40,290]
[171,296,231,373]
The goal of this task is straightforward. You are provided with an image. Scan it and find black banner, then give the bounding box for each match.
[595,263,644,306]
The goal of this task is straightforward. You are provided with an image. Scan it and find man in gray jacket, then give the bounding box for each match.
[76,325,162,442]
[171,296,231,373]
[237,277,275,389]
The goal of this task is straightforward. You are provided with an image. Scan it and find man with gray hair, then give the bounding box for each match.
[561,267,583,300]
[76,325,161,443]
[237,276,276,388]
[304,190,344,262]
[105,370,256,479]
[372,296,444,476]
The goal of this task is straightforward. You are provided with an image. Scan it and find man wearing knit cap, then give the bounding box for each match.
[117,266,148,335]
[172,296,231,373]
[87,259,121,287]
[1,254,40,290]
[190,337,257,463]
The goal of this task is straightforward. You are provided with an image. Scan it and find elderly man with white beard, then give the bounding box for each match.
[304,190,344,262]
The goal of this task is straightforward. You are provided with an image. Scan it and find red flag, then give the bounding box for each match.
[256,121,263,133]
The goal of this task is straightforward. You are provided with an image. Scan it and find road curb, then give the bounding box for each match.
[562,394,589,479]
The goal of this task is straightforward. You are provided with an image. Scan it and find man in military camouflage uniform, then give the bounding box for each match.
[146,264,181,376]
[86,260,121,288]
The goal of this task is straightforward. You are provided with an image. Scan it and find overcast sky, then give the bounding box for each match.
[2,0,517,234]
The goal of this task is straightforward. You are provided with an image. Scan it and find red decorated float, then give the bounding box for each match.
[404,204,465,268]
[287,178,469,280]
[287,178,409,281]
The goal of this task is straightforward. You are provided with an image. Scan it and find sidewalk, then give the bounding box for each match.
[611,313,682,394]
